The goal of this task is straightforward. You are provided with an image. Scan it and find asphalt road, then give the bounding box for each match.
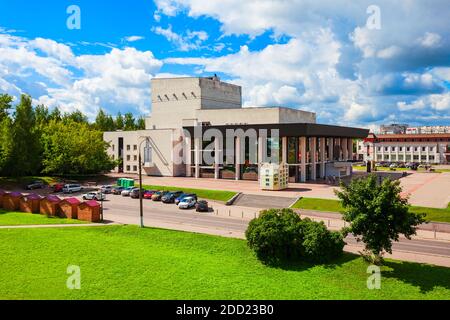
[103,194,450,258]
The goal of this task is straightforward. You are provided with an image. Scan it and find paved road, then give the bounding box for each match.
[233,194,297,209]
[103,195,450,259]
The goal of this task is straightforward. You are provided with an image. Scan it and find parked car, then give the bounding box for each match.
[26,180,45,190]
[112,186,125,195]
[100,185,113,194]
[130,188,147,199]
[178,197,197,209]
[121,187,136,197]
[83,191,106,201]
[175,193,198,205]
[389,163,398,168]
[63,184,83,193]
[151,191,169,201]
[162,191,184,203]
[52,183,65,193]
[144,190,157,199]
[195,200,210,212]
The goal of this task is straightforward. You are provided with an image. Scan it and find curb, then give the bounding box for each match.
[289,196,302,208]
[225,192,242,206]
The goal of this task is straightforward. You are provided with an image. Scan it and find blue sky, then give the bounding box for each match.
[0,0,449,130]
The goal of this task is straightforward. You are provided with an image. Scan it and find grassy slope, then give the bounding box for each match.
[0,211,86,226]
[292,198,450,223]
[142,184,236,202]
[0,225,448,300]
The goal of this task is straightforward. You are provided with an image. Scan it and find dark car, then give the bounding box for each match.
[175,193,198,205]
[112,186,125,195]
[162,191,184,203]
[26,180,45,190]
[144,190,157,199]
[151,191,169,201]
[130,188,147,199]
[195,200,209,212]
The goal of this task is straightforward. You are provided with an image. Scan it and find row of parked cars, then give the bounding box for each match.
[104,186,210,212]
[376,162,421,170]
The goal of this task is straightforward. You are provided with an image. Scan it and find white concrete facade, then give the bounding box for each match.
[104,76,364,181]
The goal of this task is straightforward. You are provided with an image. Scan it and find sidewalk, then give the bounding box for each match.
[0,221,119,229]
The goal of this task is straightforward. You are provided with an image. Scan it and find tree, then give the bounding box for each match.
[136,116,146,130]
[335,174,425,264]
[0,94,13,122]
[41,119,116,175]
[115,112,124,130]
[49,107,62,122]
[123,112,136,131]
[95,108,115,132]
[63,109,88,124]
[5,94,42,176]
[0,116,13,174]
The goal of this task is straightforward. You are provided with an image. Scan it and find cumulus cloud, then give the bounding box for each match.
[0,30,162,119]
[152,24,208,51]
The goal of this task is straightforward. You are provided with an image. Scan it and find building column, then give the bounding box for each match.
[403,146,407,163]
[194,137,201,179]
[282,136,288,164]
[329,138,334,162]
[411,146,414,163]
[341,138,348,161]
[300,137,307,182]
[418,146,422,163]
[347,139,353,161]
[426,146,430,163]
[214,138,220,179]
[388,145,392,163]
[235,137,241,181]
[258,135,264,179]
[320,137,326,178]
[311,137,317,181]
[185,136,192,177]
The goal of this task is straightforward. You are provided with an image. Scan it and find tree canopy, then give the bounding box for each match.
[335,174,426,263]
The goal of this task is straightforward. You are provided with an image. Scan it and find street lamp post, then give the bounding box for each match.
[138,137,151,228]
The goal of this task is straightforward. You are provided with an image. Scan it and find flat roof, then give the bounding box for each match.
[183,123,369,138]
[372,133,450,139]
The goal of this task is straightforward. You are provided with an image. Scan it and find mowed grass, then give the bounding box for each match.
[142,184,237,202]
[0,210,86,226]
[292,198,450,223]
[0,225,449,300]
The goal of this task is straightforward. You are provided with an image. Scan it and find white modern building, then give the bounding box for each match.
[104,76,368,182]
[357,132,450,164]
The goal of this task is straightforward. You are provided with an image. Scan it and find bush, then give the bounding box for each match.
[246,209,345,265]
[245,208,303,264]
[300,218,345,263]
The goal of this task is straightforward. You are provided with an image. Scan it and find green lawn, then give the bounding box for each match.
[142,184,237,202]
[0,210,86,226]
[292,198,450,223]
[0,225,448,300]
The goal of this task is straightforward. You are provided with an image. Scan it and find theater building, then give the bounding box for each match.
[104,76,368,182]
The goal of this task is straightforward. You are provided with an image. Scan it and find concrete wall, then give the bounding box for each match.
[194,107,316,125]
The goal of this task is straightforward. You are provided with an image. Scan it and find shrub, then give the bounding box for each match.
[246,209,345,265]
[245,208,303,264]
[300,218,345,263]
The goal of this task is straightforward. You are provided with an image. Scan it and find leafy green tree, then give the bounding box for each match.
[64,109,88,124]
[95,108,115,131]
[335,175,426,264]
[0,116,13,174]
[115,112,124,130]
[136,116,146,130]
[35,104,50,127]
[123,112,136,131]
[0,94,13,122]
[49,107,62,122]
[5,94,42,176]
[41,119,116,175]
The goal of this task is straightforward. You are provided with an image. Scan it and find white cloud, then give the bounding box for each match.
[124,35,145,42]
[0,31,163,119]
[152,24,208,51]
[417,32,442,48]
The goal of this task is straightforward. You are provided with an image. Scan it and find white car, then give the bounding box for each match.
[121,187,136,197]
[100,185,113,194]
[178,197,196,209]
[63,184,83,193]
[82,192,106,201]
